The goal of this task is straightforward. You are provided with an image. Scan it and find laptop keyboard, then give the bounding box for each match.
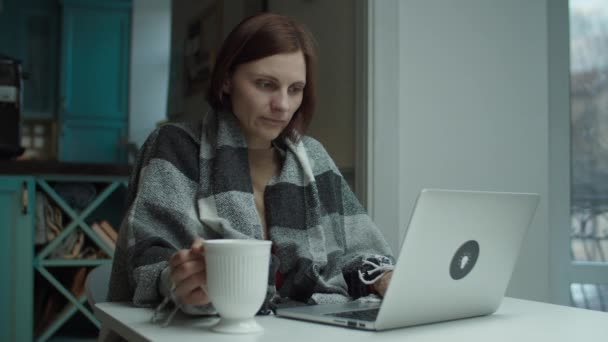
[328,308,380,322]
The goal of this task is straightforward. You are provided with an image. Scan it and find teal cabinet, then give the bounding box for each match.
[33,175,127,341]
[0,1,23,59]
[21,7,60,120]
[61,119,127,164]
[0,173,128,341]
[0,177,35,342]
[58,0,132,164]
[0,0,59,119]
[0,0,132,164]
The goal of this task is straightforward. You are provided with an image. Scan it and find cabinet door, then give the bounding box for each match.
[22,9,59,119]
[58,0,131,163]
[0,1,26,69]
[0,177,34,342]
[61,118,127,163]
[0,0,59,119]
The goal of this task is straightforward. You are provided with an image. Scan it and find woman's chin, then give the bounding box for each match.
[247,132,280,147]
[260,128,282,142]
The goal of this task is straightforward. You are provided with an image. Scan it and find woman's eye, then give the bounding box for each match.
[256,80,275,90]
[288,86,304,94]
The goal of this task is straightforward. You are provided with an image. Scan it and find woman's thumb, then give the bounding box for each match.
[190,237,204,253]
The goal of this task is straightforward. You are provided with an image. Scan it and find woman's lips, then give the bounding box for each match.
[260,117,286,126]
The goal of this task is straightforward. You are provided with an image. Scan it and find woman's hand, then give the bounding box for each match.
[169,238,210,305]
[372,271,393,297]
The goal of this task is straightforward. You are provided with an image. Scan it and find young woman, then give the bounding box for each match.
[108,12,394,320]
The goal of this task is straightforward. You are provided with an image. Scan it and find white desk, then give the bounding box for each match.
[95,297,608,342]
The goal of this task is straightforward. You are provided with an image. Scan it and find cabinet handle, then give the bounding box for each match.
[21,182,28,215]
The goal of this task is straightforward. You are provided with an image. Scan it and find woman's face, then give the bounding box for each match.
[225,51,306,148]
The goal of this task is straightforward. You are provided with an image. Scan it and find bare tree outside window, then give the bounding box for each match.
[569,0,608,312]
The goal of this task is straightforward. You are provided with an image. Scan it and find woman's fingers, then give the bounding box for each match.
[174,270,208,301]
[183,287,210,306]
[170,250,198,268]
[374,271,393,297]
[190,237,205,254]
[168,237,209,305]
[170,259,206,285]
[169,246,204,269]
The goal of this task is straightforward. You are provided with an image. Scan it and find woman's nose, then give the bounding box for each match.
[271,91,289,112]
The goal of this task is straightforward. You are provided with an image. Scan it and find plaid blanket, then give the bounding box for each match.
[108,110,394,310]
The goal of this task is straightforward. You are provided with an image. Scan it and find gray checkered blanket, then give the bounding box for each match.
[108,110,394,311]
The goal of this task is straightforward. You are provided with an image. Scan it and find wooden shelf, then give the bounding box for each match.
[33,175,127,341]
[39,259,113,267]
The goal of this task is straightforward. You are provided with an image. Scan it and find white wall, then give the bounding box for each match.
[129,0,172,148]
[369,0,551,302]
[547,0,571,306]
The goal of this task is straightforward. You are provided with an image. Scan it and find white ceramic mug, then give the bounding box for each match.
[203,239,271,334]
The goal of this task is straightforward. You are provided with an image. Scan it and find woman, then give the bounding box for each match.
[108,12,394,320]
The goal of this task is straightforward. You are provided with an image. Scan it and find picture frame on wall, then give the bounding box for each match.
[183,1,223,97]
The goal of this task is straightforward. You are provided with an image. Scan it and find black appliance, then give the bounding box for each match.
[0,54,24,159]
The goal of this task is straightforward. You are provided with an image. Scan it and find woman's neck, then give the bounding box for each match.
[244,133,272,150]
[248,146,277,168]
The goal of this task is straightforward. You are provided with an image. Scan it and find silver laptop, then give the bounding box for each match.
[276,189,540,331]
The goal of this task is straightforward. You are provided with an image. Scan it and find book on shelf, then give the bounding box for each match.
[79,246,105,259]
[34,267,89,337]
[99,220,118,242]
[35,191,64,245]
[91,222,116,251]
[50,230,82,260]
[70,267,88,298]
[63,231,85,259]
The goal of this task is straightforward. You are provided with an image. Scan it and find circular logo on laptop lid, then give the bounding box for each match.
[450,240,480,280]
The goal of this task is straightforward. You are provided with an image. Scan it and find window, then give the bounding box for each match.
[569,0,608,311]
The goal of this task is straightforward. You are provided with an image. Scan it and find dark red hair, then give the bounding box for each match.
[207,12,318,142]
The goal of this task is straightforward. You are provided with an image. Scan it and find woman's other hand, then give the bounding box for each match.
[169,238,210,305]
[373,271,393,297]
